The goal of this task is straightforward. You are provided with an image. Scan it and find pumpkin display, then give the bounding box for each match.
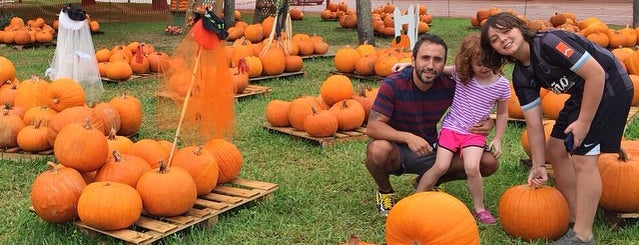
[598,148,639,212]
[109,93,142,136]
[95,150,152,188]
[385,191,480,245]
[172,145,219,196]
[303,107,339,137]
[265,99,291,127]
[77,181,142,231]
[45,78,86,112]
[204,138,243,184]
[54,119,109,172]
[30,162,87,223]
[319,75,354,106]
[136,161,198,217]
[498,184,569,241]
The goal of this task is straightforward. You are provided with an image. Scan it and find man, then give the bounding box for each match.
[365,33,499,216]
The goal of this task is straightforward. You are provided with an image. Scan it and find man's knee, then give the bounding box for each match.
[366,140,396,167]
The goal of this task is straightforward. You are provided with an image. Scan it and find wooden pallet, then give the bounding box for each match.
[33,178,277,245]
[235,84,272,100]
[603,209,639,228]
[263,123,368,147]
[329,69,383,82]
[102,72,160,83]
[301,53,335,60]
[0,147,53,161]
[10,42,56,50]
[249,70,306,83]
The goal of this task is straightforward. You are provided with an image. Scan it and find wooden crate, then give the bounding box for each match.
[249,70,306,83]
[263,123,368,147]
[235,85,272,100]
[329,69,383,82]
[33,178,277,245]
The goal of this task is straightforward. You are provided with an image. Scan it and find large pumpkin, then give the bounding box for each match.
[319,74,354,106]
[30,162,87,223]
[598,148,639,212]
[540,92,569,120]
[95,151,152,188]
[77,181,142,231]
[498,184,569,241]
[172,145,220,196]
[45,78,86,112]
[136,162,198,217]
[385,191,480,245]
[328,99,366,131]
[108,93,142,136]
[54,119,109,172]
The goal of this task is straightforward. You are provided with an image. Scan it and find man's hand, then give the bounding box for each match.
[405,134,433,157]
[469,118,495,136]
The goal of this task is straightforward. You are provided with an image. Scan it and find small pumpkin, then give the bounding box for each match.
[303,107,338,137]
[0,108,25,148]
[109,93,142,136]
[30,162,86,223]
[320,75,354,106]
[172,145,220,196]
[54,119,109,172]
[265,99,291,127]
[95,150,152,188]
[17,120,51,152]
[598,148,639,212]
[204,138,243,184]
[136,161,198,217]
[328,99,366,131]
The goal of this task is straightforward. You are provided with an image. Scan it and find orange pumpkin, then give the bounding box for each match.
[204,138,243,184]
[95,151,152,188]
[334,46,359,73]
[598,148,639,212]
[54,119,109,172]
[46,105,105,147]
[0,108,25,148]
[498,184,569,241]
[319,74,354,106]
[109,94,142,136]
[303,107,338,137]
[78,181,141,231]
[328,99,366,131]
[17,120,51,152]
[287,96,320,131]
[386,192,480,244]
[265,99,291,127]
[30,162,86,224]
[45,78,86,112]
[172,145,220,196]
[106,128,134,157]
[128,139,170,169]
[540,92,569,120]
[22,105,57,126]
[521,120,555,163]
[136,162,198,217]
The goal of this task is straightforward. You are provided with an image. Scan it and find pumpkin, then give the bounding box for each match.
[328,99,366,131]
[498,184,569,241]
[0,56,16,84]
[204,138,243,184]
[46,105,105,147]
[17,120,51,152]
[128,139,170,169]
[95,150,152,188]
[106,60,133,81]
[289,8,304,20]
[77,181,142,230]
[172,145,220,196]
[320,75,354,106]
[354,55,377,76]
[540,92,569,120]
[0,108,25,148]
[22,105,57,126]
[303,107,338,137]
[313,41,330,55]
[109,93,142,136]
[129,45,150,74]
[629,74,639,106]
[521,120,555,162]
[92,102,122,135]
[287,96,320,131]
[45,78,86,112]
[147,51,170,73]
[0,83,18,106]
[30,162,86,223]
[54,119,109,172]
[351,84,376,122]
[14,75,48,110]
[386,191,480,245]
[259,44,286,76]
[374,51,400,77]
[245,56,263,78]
[136,161,198,217]
[598,148,639,212]
[35,30,53,43]
[265,99,291,127]
[106,128,134,157]
[95,48,112,63]
[284,55,304,73]
[334,46,359,73]
[506,86,523,119]
[243,24,264,43]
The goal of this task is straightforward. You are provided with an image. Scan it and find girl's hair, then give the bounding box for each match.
[479,12,536,68]
[455,34,502,85]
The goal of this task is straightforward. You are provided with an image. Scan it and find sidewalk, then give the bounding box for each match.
[238,0,634,25]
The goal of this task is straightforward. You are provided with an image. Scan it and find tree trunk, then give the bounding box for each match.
[224,0,235,29]
[356,0,374,46]
[81,0,96,6]
[634,0,639,28]
[152,0,168,10]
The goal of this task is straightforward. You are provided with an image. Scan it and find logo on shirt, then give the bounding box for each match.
[555,42,573,58]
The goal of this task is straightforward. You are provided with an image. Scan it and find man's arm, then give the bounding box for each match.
[366,110,433,156]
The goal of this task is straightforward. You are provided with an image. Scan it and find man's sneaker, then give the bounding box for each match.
[551,228,596,245]
[474,210,497,224]
[375,191,396,217]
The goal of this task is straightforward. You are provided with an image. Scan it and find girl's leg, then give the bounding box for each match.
[462,147,485,212]
[415,147,453,192]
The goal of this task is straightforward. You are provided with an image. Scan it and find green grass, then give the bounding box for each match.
[1,15,638,245]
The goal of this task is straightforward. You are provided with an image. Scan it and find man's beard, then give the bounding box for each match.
[416,68,437,84]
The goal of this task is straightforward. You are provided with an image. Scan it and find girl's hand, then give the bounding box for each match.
[391,63,412,73]
[527,165,548,188]
[489,140,502,158]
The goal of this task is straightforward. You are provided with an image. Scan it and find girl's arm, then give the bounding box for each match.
[489,100,508,158]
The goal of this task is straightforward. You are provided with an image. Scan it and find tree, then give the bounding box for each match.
[224,0,236,30]
[356,0,374,46]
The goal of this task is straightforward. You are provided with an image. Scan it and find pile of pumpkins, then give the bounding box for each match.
[0,16,56,45]
[95,42,170,81]
[333,43,411,78]
[264,74,378,137]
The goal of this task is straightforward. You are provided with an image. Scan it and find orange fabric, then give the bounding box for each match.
[157,21,235,145]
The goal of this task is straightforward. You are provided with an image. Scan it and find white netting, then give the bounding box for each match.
[45,10,103,104]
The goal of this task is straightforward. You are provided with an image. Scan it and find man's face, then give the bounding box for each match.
[412,42,446,85]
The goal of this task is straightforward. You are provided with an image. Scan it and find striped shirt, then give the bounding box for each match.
[441,70,511,134]
[372,67,455,145]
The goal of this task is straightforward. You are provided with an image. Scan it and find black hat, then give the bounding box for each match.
[195,9,228,40]
[63,4,86,21]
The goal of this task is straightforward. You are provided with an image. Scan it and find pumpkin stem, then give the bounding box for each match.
[347,234,361,245]
[107,128,117,140]
[2,108,8,116]
[34,119,42,129]
[310,106,318,115]
[158,160,168,173]
[112,150,123,162]
[193,145,204,155]
[357,84,366,97]
[46,161,58,173]
[617,147,629,162]
[341,100,348,109]
[83,118,92,129]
